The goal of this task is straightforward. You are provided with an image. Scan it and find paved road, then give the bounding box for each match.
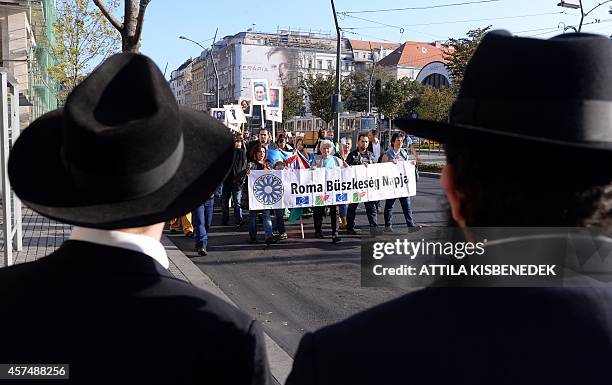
[168,177,447,356]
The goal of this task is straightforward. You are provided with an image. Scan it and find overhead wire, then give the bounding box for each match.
[341,0,502,14]
[342,11,566,30]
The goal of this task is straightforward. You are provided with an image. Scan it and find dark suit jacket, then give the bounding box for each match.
[287,235,612,385]
[0,240,272,384]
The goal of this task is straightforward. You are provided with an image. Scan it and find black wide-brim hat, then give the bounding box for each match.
[395,30,612,155]
[8,53,235,229]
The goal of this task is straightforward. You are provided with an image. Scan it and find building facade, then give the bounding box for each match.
[0,0,59,128]
[348,39,400,72]
[190,52,207,111]
[172,29,454,112]
[169,58,192,106]
[377,40,452,87]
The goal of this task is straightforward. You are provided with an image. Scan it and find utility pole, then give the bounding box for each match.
[367,41,376,115]
[331,0,342,140]
[211,28,220,108]
[558,0,612,31]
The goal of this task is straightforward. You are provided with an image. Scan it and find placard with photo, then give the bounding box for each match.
[250,79,270,106]
[224,104,247,124]
[267,86,283,111]
[210,108,226,124]
[265,108,283,123]
[239,98,252,117]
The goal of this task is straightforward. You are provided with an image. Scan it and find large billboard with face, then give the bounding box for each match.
[235,45,299,100]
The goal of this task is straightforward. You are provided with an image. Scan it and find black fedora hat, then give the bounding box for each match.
[8,53,235,229]
[394,30,612,152]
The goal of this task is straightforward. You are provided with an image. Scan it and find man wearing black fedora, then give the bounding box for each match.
[286,31,612,384]
[0,53,272,384]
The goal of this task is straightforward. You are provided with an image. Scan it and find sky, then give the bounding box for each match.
[134,0,612,76]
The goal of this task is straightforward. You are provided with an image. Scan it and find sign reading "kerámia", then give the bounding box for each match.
[248,162,417,210]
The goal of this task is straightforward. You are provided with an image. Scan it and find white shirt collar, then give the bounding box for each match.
[69,226,169,269]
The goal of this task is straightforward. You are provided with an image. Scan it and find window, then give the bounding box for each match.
[317,60,322,69]
[362,52,366,59]
[327,60,333,69]
[308,59,312,68]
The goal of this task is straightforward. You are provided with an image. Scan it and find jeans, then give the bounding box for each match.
[221,185,243,225]
[314,205,338,235]
[192,199,214,247]
[249,209,273,240]
[346,202,378,230]
[338,204,348,218]
[273,209,286,234]
[384,197,415,227]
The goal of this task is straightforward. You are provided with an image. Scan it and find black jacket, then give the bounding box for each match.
[286,235,612,385]
[346,149,376,166]
[0,240,272,385]
[225,147,248,187]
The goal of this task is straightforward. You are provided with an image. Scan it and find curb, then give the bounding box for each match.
[419,171,442,179]
[161,235,293,385]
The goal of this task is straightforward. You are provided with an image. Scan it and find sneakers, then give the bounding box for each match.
[277,232,288,240]
[265,237,279,245]
[383,227,393,233]
[196,246,207,256]
[235,219,246,229]
[332,235,342,243]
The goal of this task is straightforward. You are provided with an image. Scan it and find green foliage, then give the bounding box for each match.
[443,26,491,92]
[414,87,456,123]
[344,66,391,113]
[282,85,304,122]
[299,71,350,126]
[377,78,424,119]
[48,0,120,102]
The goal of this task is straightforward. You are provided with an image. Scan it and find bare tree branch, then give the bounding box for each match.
[133,0,151,44]
[92,0,123,32]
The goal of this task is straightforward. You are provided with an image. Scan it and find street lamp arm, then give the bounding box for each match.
[178,36,207,51]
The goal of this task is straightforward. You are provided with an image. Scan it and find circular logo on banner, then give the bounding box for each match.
[253,174,284,205]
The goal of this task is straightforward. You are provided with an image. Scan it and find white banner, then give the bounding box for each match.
[248,162,417,210]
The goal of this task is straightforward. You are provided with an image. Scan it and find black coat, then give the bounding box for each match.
[286,236,612,385]
[0,240,272,385]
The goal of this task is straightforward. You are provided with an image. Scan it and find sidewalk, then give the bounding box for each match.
[0,206,292,385]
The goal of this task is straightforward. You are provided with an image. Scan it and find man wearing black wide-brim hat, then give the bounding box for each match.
[287,31,612,384]
[0,53,271,384]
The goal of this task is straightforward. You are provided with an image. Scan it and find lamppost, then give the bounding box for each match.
[557,0,612,32]
[179,32,220,108]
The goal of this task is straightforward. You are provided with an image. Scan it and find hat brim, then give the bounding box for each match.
[394,118,612,152]
[9,107,235,229]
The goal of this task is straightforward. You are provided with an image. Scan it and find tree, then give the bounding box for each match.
[282,85,304,122]
[377,78,423,120]
[344,66,391,113]
[299,71,350,127]
[93,0,151,52]
[444,26,491,92]
[48,0,121,102]
[414,87,455,122]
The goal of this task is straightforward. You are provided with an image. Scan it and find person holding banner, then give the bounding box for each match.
[381,132,417,230]
[345,133,378,235]
[247,144,277,245]
[311,140,346,243]
[285,137,313,170]
[336,137,353,230]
